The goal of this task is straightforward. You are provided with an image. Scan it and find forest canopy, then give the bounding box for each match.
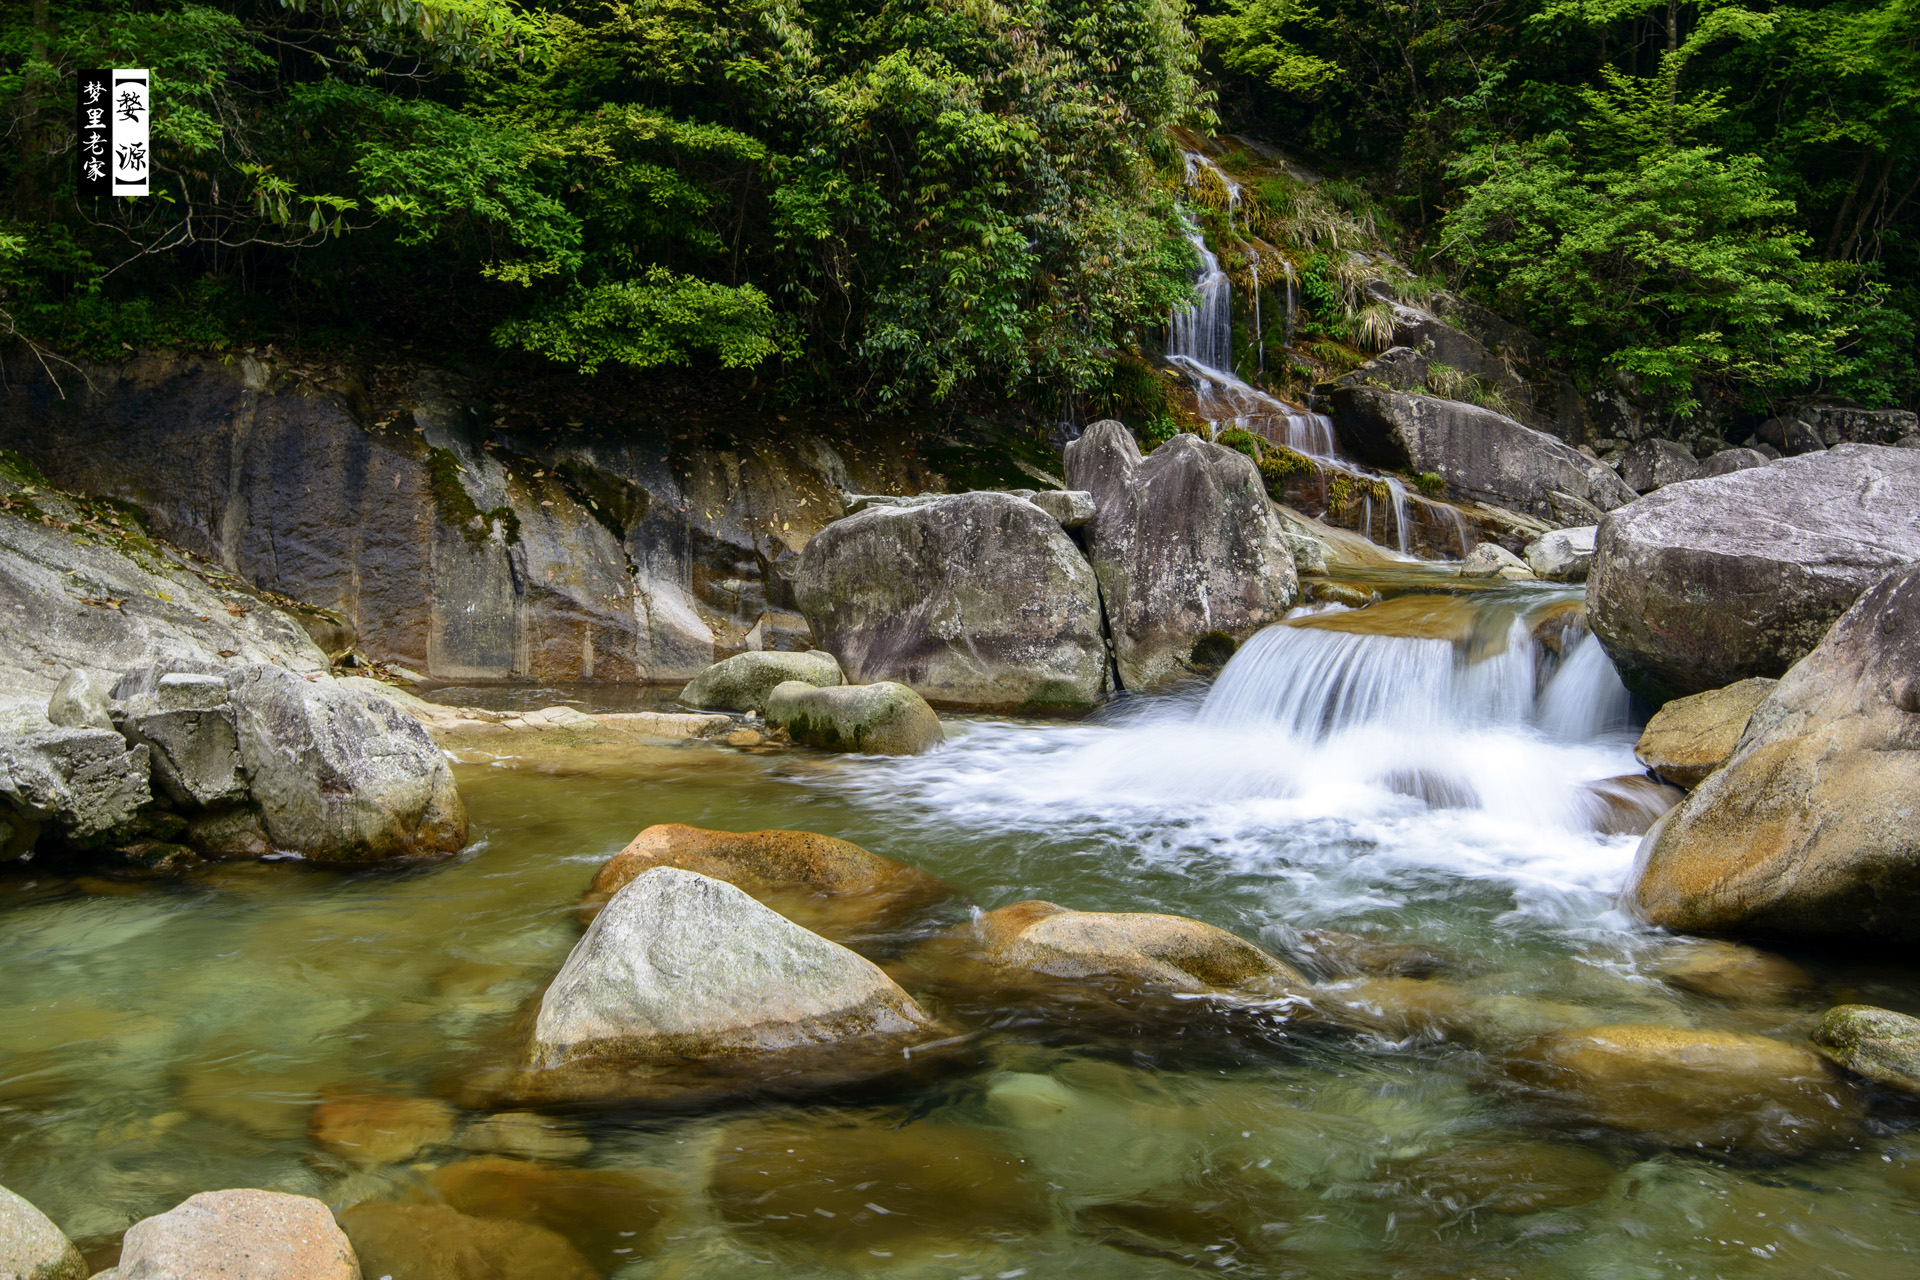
[1,0,1914,417]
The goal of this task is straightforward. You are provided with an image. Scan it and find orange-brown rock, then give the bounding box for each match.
[1633,677,1777,787]
[111,1189,358,1280]
[338,1202,597,1280]
[1503,1023,1862,1156]
[579,822,956,943]
[1652,938,1813,1005]
[936,899,1304,995]
[308,1091,456,1168]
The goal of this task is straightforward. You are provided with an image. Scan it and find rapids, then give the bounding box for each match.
[5,590,1920,1277]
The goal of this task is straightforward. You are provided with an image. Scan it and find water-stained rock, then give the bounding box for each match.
[1289,929,1460,981]
[308,1091,457,1168]
[109,1189,358,1280]
[679,649,841,713]
[337,1202,595,1280]
[1502,1024,1861,1156]
[763,680,943,756]
[1576,774,1685,836]
[518,868,940,1105]
[1812,1004,1920,1093]
[580,823,957,943]
[1633,677,1778,788]
[0,1183,86,1280]
[795,490,1109,711]
[1590,445,1920,699]
[224,664,466,861]
[930,899,1303,996]
[1064,421,1297,691]
[1627,564,1920,941]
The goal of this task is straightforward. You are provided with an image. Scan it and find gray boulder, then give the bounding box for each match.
[1812,1005,1920,1093]
[1626,564,1920,941]
[225,665,467,860]
[1590,445,1920,699]
[1618,438,1703,493]
[0,720,150,848]
[1326,388,1635,520]
[1023,489,1096,528]
[106,1188,358,1280]
[528,867,937,1099]
[113,674,249,810]
[1525,527,1597,582]
[765,681,943,756]
[1319,345,1430,394]
[1064,422,1297,690]
[681,649,842,713]
[1807,405,1919,448]
[1754,416,1826,456]
[796,491,1108,711]
[1459,542,1534,579]
[45,670,112,730]
[1699,447,1769,477]
[0,1184,85,1280]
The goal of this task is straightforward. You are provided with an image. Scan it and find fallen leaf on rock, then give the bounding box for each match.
[217,650,238,658]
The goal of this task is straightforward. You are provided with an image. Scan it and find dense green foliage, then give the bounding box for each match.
[1,0,1913,416]
[1200,0,1919,412]
[1,0,1205,404]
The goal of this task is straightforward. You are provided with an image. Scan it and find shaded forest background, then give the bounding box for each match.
[1,0,1914,425]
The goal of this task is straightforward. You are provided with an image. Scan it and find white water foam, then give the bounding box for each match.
[829,620,1646,932]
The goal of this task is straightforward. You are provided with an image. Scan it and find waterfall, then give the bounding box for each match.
[1168,224,1234,375]
[1250,255,1263,375]
[1383,476,1411,556]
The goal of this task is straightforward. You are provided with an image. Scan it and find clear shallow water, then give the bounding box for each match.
[6,609,1920,1277]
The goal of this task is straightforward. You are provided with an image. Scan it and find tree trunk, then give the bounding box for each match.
[1826,152,1872,259]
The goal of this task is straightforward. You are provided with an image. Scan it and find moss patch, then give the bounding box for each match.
[428,448,521,548]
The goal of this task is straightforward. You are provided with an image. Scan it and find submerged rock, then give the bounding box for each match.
[1812,1004,1920,1093]
[225,664,467,860]
[452,1114,592,1163]
[1632,676,1777,788]
[1627,564,1920,941]
[0,1184,86,1280]
[428,1157,678,1271]
[1525,526,1597,582]
[1289,929,1461,981]
[338,1202,595,1280]
[307,1091,456,1168]
[709,1112,1048,1266]
[581,822,956,942]
[1326,389,1634,520]
[1589,444,1920,698]
[796,491,1109,711]
[1652,939,1812,1005]
[679,649,842,713]
[1503,1024,1861,1156]
[1065,421,1298,690]
[764,680,943,756]
[933,899,1304,996]
[109,1189,358,1280]
[1576,774,1685,836]
[520,867,940,1105]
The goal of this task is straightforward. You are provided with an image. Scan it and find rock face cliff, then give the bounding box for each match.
[0,352,942,683]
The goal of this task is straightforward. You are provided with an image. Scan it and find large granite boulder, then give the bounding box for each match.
[764,680,944,756]
[1325,388,1634,520]
[1590,445,1920,699]
[1626,564,1920,941]
[1063,422,1296,690]
[104,1189,358,1280]
[1617,438,1703,493]
[521,867,940,1104]
[0,1184,85,1280]
[795,491,1108,711]
[582,822,957,942]
[1632,677,1777,787]
[0,717,150,852]
[680,649,841,713]
[224,665,466,860]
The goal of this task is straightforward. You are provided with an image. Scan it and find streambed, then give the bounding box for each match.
[5,590,1920,1278]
